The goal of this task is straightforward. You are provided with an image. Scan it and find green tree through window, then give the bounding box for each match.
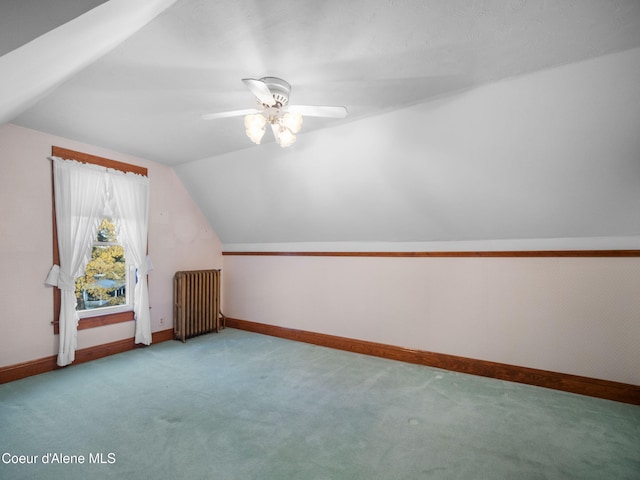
[75,218,128,311]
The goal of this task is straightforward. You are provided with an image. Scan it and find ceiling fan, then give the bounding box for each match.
[202,77,348,147]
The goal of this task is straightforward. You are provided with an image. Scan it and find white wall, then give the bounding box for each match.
[223,254,640,386]
[0,124,222,367]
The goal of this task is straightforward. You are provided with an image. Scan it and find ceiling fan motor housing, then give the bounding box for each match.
[260,77,291,107]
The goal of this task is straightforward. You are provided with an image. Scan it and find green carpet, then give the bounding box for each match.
[1,328,638,479]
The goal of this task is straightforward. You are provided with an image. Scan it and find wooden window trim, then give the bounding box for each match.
[51,146,148,334]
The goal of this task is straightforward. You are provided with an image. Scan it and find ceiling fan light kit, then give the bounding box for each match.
[203,77,347,148]
[245,105,303,147]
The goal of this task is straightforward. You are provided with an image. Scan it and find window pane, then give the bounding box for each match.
[96,217,118,242]
[76,244,127,311]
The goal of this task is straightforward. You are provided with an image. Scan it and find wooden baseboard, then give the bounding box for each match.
[0,328,174,384]
[225,317,640,405]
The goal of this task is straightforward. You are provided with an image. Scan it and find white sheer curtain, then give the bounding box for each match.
[109,170,152,345]
[46,157,152,366]
[45,158,106,366]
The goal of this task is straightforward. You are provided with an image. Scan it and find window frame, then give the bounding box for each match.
[51,146,148,334]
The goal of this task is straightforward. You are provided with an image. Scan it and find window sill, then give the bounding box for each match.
[52,310,134,335]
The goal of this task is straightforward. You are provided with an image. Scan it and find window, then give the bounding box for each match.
[75,217,133,316]
[51,146,148,334]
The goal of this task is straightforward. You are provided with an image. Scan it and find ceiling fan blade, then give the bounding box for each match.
[201,108,259,120]
[242,78,276,106]
[287,105,348,118]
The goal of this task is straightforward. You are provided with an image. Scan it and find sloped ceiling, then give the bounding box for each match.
[176,47,640,248]
[0,0,109,57]
[2,0,640,247]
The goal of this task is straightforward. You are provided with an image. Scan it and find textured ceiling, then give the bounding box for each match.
[5,0,640,165]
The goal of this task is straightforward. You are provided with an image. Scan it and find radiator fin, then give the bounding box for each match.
[173,269,221,342]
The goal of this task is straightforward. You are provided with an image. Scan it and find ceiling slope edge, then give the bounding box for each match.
[0,0,178,125]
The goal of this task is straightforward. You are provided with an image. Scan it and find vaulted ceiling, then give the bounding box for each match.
[2,0,640,248]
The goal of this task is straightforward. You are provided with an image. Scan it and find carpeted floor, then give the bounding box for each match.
[1,328,638,479]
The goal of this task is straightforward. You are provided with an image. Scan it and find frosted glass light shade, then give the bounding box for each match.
[246,127,265,144]
[244,114,266,144]
[277,126,296,147]
[281,112,303,133]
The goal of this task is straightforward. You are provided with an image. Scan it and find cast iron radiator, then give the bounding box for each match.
[173,269,222,342]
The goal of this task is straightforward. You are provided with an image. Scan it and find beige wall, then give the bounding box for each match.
[3,122,638,388]
[223,254,640,386]
[0,124,222,367]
